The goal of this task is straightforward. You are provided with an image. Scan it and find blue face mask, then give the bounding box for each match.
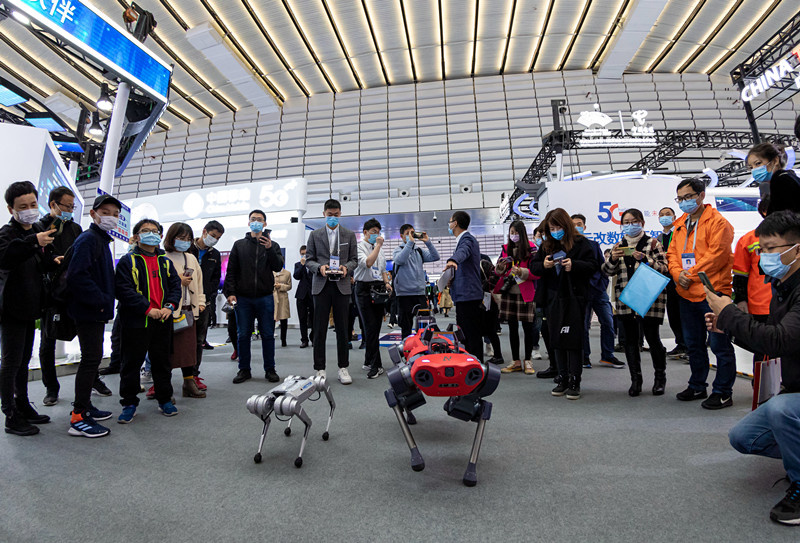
[679,198,699,214]
[60,211,73,221]
[139,232,161,247]
[659,215,674,227]
[622,224,643,237]
[534,237,543,248]
[752,165,773,183]
[249,221,264,233]
[448,227,454,236]
[368,234,378,244]
[575,226,584,235]
[174,240,191,252]
[550,229,564,241]
[326,216,339,228]
[760,245,799,280]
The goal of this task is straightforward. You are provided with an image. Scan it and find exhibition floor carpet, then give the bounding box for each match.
[1,320,795,542]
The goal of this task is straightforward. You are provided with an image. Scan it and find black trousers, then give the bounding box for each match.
[398,295,427,339]
[108,314,122,370]
[74,322,105,414]
[278,319,288,342]
[620,315,666,377]
[38,325,59,394]
[0,318,35,415]
[389,295,399,325]
[354,281,385,370]
[484,301,503,360]
[555,349,583,382]
[312,281,350,370]
[349,290,362,338]
[228,310,238,351]
[455,300,484,363]
[540,310,555,363]
[296,294,314,342]
[508,319,535,361]
[665,281,685,349]
[195,307,211,374]
[119,320,173,406]
[208,299,217,327]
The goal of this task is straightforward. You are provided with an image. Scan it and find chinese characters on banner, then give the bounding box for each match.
[30,0,75,23]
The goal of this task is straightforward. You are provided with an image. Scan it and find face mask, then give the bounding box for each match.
[550,229,564,241]
[679,198,699,214]
[622,224,643,237]
[448,227,454,236]
[575,226,584,235]
[249,221,264,233]
[139,232,161,246]
[60,211,74,221]
[759,244,799,280]
[97,215,119,232]
[14,209,39,225]
[203,234,218,248]
[509,234,520,243]
[326,216,339,228]
[752,165,773,183]
[659,215,674,227]
[368,234,378,244]
[174,240,191,252]
[534,237,543,248]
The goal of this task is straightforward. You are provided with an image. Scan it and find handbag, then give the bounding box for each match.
[547,274,585,350]
[370,284,391,305]
[752,357,781,410]
[173,254,195,333]
[619,262,669,317]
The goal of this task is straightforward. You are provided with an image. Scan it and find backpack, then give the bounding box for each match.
[50,245,75,304]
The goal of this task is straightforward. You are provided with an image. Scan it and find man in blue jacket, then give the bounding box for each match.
[443,211,484,362]
[392,224,440,338]
[64,194,122,438]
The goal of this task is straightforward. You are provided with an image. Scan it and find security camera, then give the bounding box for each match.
[432,212,438,222]
[399,189,410,198]
[341,193,351,202]
[558,105,568,114]
[460,185,472,193]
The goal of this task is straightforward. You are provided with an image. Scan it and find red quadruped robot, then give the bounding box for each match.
[384,310,500,486]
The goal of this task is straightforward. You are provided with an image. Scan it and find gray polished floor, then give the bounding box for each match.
[1,319,795,542]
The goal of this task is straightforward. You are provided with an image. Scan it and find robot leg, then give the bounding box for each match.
[254,409,274,464]
[463,400,492,487]
[292,406,312,468]
[316,376,336,441]
[385,389,425,472]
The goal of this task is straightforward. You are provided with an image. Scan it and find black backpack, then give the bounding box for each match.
[50,245,75,304]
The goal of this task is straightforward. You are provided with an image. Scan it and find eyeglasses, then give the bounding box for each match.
[56,202,76,211]
[674,193,699,203]
[138,229,159,235]
[756,243,796,255]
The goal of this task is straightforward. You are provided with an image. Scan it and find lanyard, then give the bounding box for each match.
[682,219,699,254]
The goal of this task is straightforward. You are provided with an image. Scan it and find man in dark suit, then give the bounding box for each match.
[293,245,314,348]
[443,210,484,362]
[304,199,358,384]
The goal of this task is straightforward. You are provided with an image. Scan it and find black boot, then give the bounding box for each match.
[628,372,643,397]
[651,342,667,396]
[551,374,569,396]
[4,410,39,436]
[652,371,666,395]
[566,375,581,400]
[625,341,643,397]
[15,398,50,424]
[537,366,558,379]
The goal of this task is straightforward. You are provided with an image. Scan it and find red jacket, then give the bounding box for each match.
[493,243,538,303]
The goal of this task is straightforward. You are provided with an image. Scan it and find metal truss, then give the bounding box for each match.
[730,8,800,85]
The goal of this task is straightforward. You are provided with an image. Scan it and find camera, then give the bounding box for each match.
[558,105,567,114]
[432,212,437,222]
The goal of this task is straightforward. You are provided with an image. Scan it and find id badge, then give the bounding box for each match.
[681,252,696,271]
[329,256,340,270]
[371,267,381,280]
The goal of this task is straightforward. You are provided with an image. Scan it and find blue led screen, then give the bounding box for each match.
[26,117,67,132]
[0,85,27,106]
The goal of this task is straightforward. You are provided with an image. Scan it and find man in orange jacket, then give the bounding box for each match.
[666,179,736,410]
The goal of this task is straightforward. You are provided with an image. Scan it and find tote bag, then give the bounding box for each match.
[547,274,585,350]
[752,357,781,410]
[619,262,669,317]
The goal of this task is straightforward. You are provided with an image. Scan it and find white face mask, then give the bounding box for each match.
[96,215,119,232]
[203,234,219,248]
[14,208,39,225]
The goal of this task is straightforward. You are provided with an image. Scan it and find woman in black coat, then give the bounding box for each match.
[530,208,598,400]
[747,142,800,215]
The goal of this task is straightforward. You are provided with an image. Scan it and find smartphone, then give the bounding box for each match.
[183,267,194,277]
[553,250,566,263]
[50,216,64,234]
[412,231,426,239]
[622,246,635,256]
[697,271,715,292]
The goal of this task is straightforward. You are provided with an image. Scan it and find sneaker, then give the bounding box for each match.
[338,368,353,385]
[583,362,592,369]
[551,382,569,396]
[233,369,252,384]
[362,364,371,371]
[42,390,59,406]
[501,361,523,373]
[676,387,708,401]
[86,404,113,421]
[367,367,385,379]
[159,401,178,417]
[387,323,395,329]
[140,370,153,384]
[300,340,309,348]
[359,342,366,349]
[265,369,280,383]
[523,360,535,375]
[566,384,581,400]
[4,412,39,436]
[68,412,110,438]
[117,405,136,424]
[15,400,50,424]
[203,341,214,350]
[486,357,505,366]
[98,365,120,375]
[92,378,113,397]
[614,344,625,353]
[194,376,207,391]
[146,385,156,400]
[485,344,494,358]
[771,481,800,525]
[531,350,543,360]
[598,358,625,369]
[667,346,687,358]
[701,392,733,410]
[316,369,326,380]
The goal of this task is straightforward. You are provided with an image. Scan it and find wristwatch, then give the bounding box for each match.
[164,303,176,311]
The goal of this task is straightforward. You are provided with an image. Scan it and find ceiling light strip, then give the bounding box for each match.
[588,0,632,70]
[360,0,390,85]
[499,0,517,74]
[158,0,190,30]
[646,0,706,72]
[438,0,446,79]
[557,0,593,71]
[678,0,745,73]
[198,0,285,103]
[399,0,417,82]
[321,0,363,89]
[0,58,49,98]
[240,0,310,97]
[280,0,337,92]
[471,0,480,76]
[707,0,781,75]
[528,0,555,72]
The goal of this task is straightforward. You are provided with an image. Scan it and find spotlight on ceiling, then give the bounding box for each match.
[11,11,30,25]
[96,83,113,113]
[88,111,104,137]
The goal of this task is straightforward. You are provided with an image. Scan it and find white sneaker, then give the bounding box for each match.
[485,344,494,357]
[316,369,326,380]
[140,370,153,384]
[532,350,542,360]
[338,368,352,385]
[387,323,395,329]
[362,364,371,371]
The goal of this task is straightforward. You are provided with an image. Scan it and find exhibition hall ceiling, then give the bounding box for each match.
[0,0,795,129]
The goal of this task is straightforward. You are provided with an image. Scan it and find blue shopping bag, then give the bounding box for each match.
[619,263,669,317]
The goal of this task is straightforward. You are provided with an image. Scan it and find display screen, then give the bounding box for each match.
[0,84,27,106]
[37,148,84,219]
[53,139,84,153]
[715,196,759,212]
[26,116,67,132]
[10,0,171,102]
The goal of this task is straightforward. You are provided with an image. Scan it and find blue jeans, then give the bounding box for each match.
[679,297,736,395]
[583,289,617,362]
[235,294,276,372]
[729,393,800,482]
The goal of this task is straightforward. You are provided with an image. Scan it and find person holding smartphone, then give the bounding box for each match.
[164,222,206,399]
[223,209,284,384]
[392,223,440,339]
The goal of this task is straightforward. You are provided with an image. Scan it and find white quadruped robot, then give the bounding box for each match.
[246,375,335,468]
